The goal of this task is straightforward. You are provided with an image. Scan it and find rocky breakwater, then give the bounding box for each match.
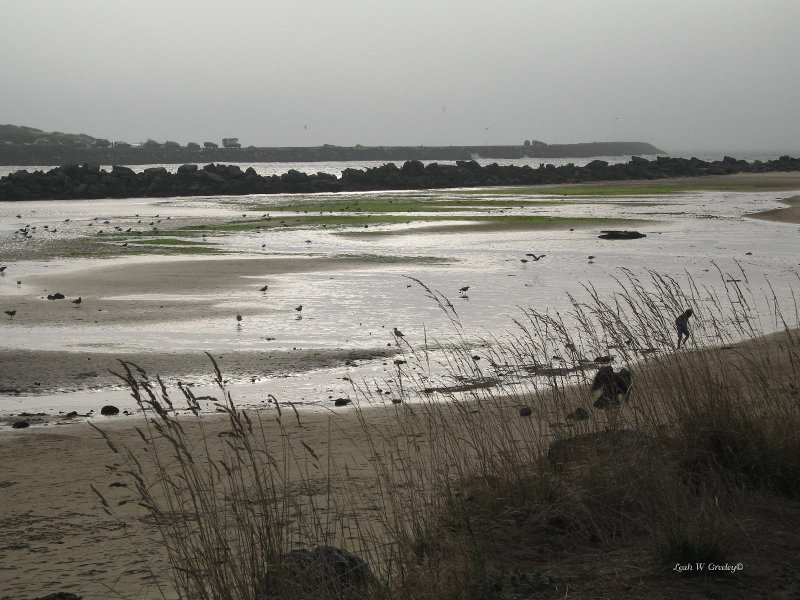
[1,155,800,201]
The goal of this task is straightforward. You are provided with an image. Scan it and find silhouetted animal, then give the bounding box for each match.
[590,366,632,409]
[4,310,16,319]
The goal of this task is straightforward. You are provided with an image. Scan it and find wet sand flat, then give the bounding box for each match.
[745,194,800,224]
[6,255,381,325]
[0,346,396,397]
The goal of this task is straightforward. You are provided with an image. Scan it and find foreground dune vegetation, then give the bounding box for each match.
[94,267,800,599]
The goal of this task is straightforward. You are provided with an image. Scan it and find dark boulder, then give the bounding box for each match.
[143,166,169,177]
[47,293,66,300]
[259,545,376,599]
[598,230,646,240]
[334,398,352,407]
[567,407,590,420]
[177,163,198,174]
[111,165,136,177]
[11,420,30,429]
[32,593,83,600]
[100,405,120,416]
[519,406,533,417]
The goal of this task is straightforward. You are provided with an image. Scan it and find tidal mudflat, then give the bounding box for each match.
[0,172,798,421]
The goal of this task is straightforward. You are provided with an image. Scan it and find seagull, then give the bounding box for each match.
[4,310,16,319]
[526,254,546,261]
[71,297,82,305]
[393,327,404,338]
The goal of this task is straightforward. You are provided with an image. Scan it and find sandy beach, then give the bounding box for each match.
[0,326,797,600]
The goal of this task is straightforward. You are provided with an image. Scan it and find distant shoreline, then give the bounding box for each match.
[0,141,662,166]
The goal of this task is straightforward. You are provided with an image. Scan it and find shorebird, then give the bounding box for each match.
[236,314,243,323]
[0,266,6,273]
[259,285,269,292]
[459,286,470,295]
[520,259,529,265]
[393,327,404,338]
[71,297,82,305]
[4,310,16,319]
[295,305,303,312]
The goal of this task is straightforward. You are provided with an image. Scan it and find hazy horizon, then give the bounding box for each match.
[3,1,799,155]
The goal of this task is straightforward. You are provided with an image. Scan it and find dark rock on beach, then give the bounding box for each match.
[11,420,30,429]
[100,404,120,416]
[598,230,646,240]
[259,545,376,598]
[32,593,83,600]
[2,154,800,201]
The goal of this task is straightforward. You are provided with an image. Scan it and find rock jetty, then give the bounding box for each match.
[1,155,799,202]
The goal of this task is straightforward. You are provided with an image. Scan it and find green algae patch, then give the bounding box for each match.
[132,237,211,246]
[335,215,641,236]
[198,214,447,232]
[331,253,452,265]
[457,180,800,197]
[244,196,645,213]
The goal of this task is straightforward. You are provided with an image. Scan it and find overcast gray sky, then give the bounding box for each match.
[2,0,799,154]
